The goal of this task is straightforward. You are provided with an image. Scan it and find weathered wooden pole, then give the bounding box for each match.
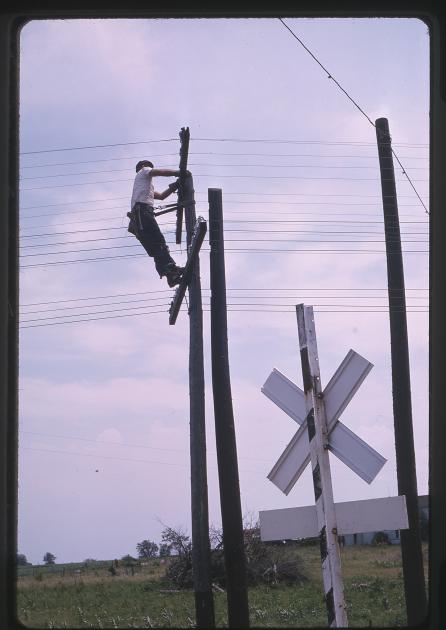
[375,117,427,625]
[208,188,250,628]
[180,129,215,628]
[296,304,348,628]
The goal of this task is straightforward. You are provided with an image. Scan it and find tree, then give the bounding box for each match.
[43,552,56,565]
[16,553,28,566]
[160,525,191,556]
[159,544,171,557]
[83,558,97,567]
[121,554,137,566]
[372,531,391,545]
[136,539,159,559]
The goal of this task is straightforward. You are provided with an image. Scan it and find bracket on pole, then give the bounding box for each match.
[176,127,190,245]
[169,217,207,325]
[154,200,195,218]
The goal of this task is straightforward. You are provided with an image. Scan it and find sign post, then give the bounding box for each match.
[296,304,348,627]
[259,304,409,628]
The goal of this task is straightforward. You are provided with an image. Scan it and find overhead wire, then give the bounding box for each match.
[20,173,429,192]
[20,286,427,308]
[19,248,429,270]
[276,17,429,215]
[21,296,428,317]
[19,306,429,329]
[19,137,428,155]
[20,150,428,170]
[19,162,428,181]
[20,430,272,464]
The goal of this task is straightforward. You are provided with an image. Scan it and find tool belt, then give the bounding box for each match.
[127,203,154,237]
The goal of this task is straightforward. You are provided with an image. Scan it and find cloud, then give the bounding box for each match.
[18,17,429,564]
[20,375,189,429]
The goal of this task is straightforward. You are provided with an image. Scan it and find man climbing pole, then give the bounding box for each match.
[128,160,187,287]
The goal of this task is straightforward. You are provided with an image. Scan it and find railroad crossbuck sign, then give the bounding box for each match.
[259,305,409,628]
[262,349,386,494]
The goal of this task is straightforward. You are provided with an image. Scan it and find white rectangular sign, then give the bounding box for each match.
[260,495,408,541]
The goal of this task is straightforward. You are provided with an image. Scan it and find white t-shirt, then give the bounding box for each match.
[131,167,155,209]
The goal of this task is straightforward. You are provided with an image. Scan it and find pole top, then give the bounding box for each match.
[375,117,389,128]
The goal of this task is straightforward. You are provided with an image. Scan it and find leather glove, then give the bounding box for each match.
[168,180,179,192]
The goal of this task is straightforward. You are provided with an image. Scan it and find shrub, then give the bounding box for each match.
[163,522,308,589]
[372,531,391,545]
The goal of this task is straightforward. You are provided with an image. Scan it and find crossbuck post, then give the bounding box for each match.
[296,304,348,627]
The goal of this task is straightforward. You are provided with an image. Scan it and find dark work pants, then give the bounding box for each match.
[130,202,176,277]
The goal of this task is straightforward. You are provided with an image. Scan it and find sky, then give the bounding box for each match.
[17,17,429,566]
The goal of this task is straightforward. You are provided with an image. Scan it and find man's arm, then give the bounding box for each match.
[154,179,181,200]
[150,168,181,177]
[152,169,191,200]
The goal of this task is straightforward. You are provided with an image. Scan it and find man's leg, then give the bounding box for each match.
[138,206,178,277]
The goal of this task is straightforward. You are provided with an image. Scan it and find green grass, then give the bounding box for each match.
[16,543,428,628]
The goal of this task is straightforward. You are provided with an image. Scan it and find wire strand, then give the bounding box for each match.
[277,18,429,216]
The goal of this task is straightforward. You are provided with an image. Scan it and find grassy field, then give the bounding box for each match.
[16,543,429,628]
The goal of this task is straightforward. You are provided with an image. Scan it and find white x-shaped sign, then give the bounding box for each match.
[262,349,386,495]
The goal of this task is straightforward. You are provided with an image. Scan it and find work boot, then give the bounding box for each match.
[166,270,182,288]
[166,263,184,275]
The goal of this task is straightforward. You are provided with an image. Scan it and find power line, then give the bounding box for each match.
[20,218,428,239]
[20,138,178,155]
[20,286,427,308]
[21,296,175,314]
[191,138,428,147]
[19,247,429,270]
[21,289,172,307]
[20,138,429,156]
[19,162,429,181]
[20,430,272,464]
[20,150,429,170]
[19,206,429,226]
[21,446,191,469]
[19,302,171,323]
[20,308,169,327]
[19,231,429,251]
[21,296,428,317]
[19,209,429,233]
[19,238,429,260]
[19,305,429,329]
[20,191,427,211]
[277,18,429,216]
[20,173,429,192]
[21,445,265,475]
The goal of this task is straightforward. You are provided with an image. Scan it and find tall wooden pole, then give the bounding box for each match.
[375,117,427,625]
[296,304,348,628]
[208,188,250,628]
[181,130,215,628]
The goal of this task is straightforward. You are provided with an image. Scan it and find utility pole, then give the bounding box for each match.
[208,188,250,629]
[375,117,427,625]
[180,128,215,628]
[296,304,348,628]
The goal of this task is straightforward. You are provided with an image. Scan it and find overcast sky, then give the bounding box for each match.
[18,17,429,565]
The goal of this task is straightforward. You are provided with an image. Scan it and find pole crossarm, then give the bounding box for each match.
[176,127,190,244]
[169,217,207,325]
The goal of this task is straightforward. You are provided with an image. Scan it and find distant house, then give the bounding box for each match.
[343,494,428,546]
